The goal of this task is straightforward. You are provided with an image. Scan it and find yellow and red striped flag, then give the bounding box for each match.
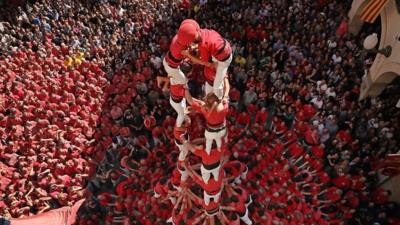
[360,0,390,23]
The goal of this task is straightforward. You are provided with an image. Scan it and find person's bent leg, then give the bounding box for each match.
[170,97,186,127]
[204,191,211,205]
[213,54,232,99]
[205,82,213,96]
[201,164,212,184]
[240,207,253,225]
[204,130,214,155]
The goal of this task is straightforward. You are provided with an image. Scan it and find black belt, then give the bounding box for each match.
[206,126,226,133]
[168,51,182,64]
[203,161,220,170]
[238,209,246,217]
[216,39,227,56]
[177,164,185,171]
[205,189,221,195]
[245,196,251,204]
[171,95,183,103]
[206,207,219,215]
[175,138,182,145]
[219,53,231,62]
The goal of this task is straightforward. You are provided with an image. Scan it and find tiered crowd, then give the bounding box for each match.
[0,0,399,225]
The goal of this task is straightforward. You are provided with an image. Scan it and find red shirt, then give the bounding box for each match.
[193,145,225,166]
[336,130,353,144]
[332,175,351,189]
[192,170,225,194]
[236,112,250,126]
[288,142,304,158]
[194,196,220,211]
[229,88,240,102]
[165,35,185,68]
[173,126,188,143]
[326,187,341,203]
[191,101,228,127]
[254,110,268,125]
[170,84,185,99]
[311,145,324,158]
[198,29,232,83]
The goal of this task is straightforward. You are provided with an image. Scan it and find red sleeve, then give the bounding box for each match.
[192,148,203,157]
[166,35,185,67]
[211,35,232,61]
[191,101,202,113]
[192,172,204,186]
[223,101,229,112]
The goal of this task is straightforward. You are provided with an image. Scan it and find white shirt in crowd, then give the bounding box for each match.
[332,53,342,64]
[327,39,337,48]
[150,56,162,69]
[311,96,323,109]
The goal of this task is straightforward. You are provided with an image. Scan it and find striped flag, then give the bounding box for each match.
[360,0,390,23]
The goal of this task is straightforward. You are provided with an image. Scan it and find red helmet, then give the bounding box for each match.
[177,19,200,46]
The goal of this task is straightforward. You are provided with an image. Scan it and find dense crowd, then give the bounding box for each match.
[0,0,399,225]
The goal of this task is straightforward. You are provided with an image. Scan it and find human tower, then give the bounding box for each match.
[153,19,253,224]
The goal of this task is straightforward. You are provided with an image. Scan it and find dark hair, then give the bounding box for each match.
[229,213,238,220]
[230,196,239,203]
[160,177,167,185]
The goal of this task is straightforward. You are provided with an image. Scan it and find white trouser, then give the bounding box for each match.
[204,127,226,155]
[175,141,189,161]
[240,207,252,225]
[241,166,248,180]
[166,217,175,225]
[177,162,188,181]
[246,195,253,208]
[234,176,242,185]
[172,184,182,192]
[169,197,176,205]
[163,58,186,84]
[212,54,232,99]
[164,58,187,127]
[204,189,222,206]
[201,163,221,184]
[169,96,186,127]
[153,190,161,198]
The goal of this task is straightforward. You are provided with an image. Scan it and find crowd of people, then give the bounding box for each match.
[1,0,400,225]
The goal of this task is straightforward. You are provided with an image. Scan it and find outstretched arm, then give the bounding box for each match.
[223,76,230,100]
[182,50,215,68]
[185,88,205,106]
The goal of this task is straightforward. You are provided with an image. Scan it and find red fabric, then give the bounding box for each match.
[177,19,200,46]
[191,101,228,126]
[173,126,187,142]
[165,35,186,68]
[170,84,185,98]
[192,170,224,194]
[193,145,225,165]
[198,29,232,82]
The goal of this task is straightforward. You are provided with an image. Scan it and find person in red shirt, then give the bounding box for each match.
[177,19,233,99]
[185,138,225,184]
[236,111,251,129]
[221,195,253,225]
[185,87,229,155]
[163,30,193,127]
[254,107,268,127]
[217,211,240,225]
[318,186,342,204]
[185,162,224,206]
[174,116,191,181]
[223,160,248,184]
[187,189,221,217]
